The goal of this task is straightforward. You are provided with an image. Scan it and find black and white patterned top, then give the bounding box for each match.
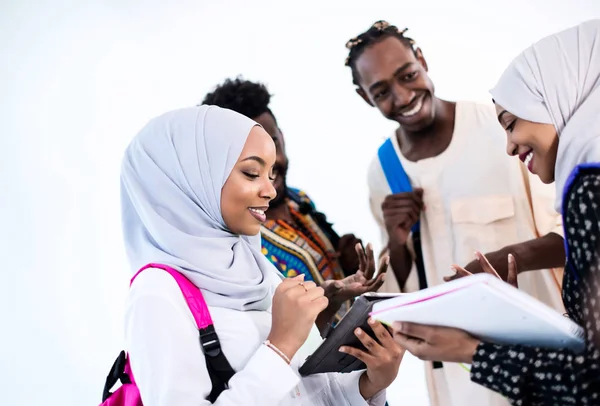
[470,167,600,405]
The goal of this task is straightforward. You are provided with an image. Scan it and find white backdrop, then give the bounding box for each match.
[2,1,599,404]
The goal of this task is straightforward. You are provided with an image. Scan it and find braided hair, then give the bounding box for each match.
[345,20,417,86]
[202,77,277,123]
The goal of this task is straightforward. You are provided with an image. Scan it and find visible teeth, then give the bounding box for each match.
[250,208,265,215]
[401,97,423,117]
[524,151,533,167]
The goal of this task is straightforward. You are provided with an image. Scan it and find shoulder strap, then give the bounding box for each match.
[132,264,235,403]
[377,138,428,290]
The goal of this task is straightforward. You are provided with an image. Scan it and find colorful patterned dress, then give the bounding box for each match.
[261,189,350,320]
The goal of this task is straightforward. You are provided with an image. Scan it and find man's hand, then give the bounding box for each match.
[337,233,362,275]
[381,188,424,246]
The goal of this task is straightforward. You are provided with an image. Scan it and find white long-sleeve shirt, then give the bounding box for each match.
[125,268,387,406]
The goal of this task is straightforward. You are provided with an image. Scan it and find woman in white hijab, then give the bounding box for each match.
[120,105,403,405]
[390,20,600,404]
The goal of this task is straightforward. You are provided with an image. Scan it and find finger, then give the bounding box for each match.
[377,256,390,276]
[368,318,397,348]
[321,280,342,297]
[392,332,429,360]
[304,286,325,301]
[507,254,519,288]
[381,200,421,217]
[353,327,383,355]
[338,345,374,365]
[385,189,424,208]
[392,322,433,341]
[475,252,501,278]
[279,274,306,292]
[352,270,367,284]
[364,243,376,279]
[356,242,367,273]
[382,192,422,213]
[385,207,420,226]
[443,265,472,282]
[365,272,386,291]
[287,281,317,298]
[309,295,329,313]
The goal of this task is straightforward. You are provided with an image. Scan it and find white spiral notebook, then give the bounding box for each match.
[370,273,585,351]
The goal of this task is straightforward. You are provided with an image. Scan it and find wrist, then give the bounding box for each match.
[387,232,407,248]
[265,335,298,362]
[359,372,382,400]
[461,338,481,364]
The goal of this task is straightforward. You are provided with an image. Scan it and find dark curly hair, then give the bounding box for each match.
[345,20,417,86]
[202,77,277,123]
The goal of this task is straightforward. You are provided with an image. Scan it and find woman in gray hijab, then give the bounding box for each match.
[392,19,600,404]
[120,105,403,405]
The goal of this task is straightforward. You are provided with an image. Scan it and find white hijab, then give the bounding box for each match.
[120,105,278,311]
[490,19,600,211]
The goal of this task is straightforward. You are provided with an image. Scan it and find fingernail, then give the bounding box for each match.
[508,253,514,263]
[368,317,376,325]
[367,243,372,250]
[339,347,346,353]
[386,257,390,265]
[355,328,362,336]
[474,252,480,260]
[393,322,402,331]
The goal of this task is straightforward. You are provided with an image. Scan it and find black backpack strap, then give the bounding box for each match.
[200,325,235,402]
[411,230,428,292]
[101,351,132,402]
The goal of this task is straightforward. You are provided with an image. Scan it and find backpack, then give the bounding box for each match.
[100,263,235,405]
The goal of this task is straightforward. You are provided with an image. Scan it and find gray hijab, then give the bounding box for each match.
[490,19,600,211]
[120,105,277,311]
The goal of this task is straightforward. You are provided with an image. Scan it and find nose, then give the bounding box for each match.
[260,177,277,202]
[506,134,518,157]
[391,82,415,107]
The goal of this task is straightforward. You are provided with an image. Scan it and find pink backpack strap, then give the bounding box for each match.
[132,263,213,328]
[131,263,235,402]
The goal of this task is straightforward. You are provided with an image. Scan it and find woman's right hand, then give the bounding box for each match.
[267,274,329,361]
[444,251,519,288]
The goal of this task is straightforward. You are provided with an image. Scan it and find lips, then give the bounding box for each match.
[249,206,268,223]
[394,94,427,123]
[399,94,424,117]
[519,149,534,172]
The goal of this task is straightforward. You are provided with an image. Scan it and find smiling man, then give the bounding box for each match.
[345,20,568,406]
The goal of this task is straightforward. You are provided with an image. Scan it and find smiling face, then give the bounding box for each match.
[220,126,277,236]
[354,36,436,132]
[495,103,559,183]
[252,111,289,208]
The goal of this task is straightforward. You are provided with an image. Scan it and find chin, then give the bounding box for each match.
[240,226,262,237]
[539,173,555,184]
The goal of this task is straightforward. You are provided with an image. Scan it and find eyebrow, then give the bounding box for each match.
[368,62,413,93]
[497,110,509,124]
[241,156,266,166]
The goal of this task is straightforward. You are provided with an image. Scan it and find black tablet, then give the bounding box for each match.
[298,293,398,376]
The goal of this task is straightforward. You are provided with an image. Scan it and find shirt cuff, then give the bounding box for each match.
[239,343,300,401]
[335,370,387,406]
